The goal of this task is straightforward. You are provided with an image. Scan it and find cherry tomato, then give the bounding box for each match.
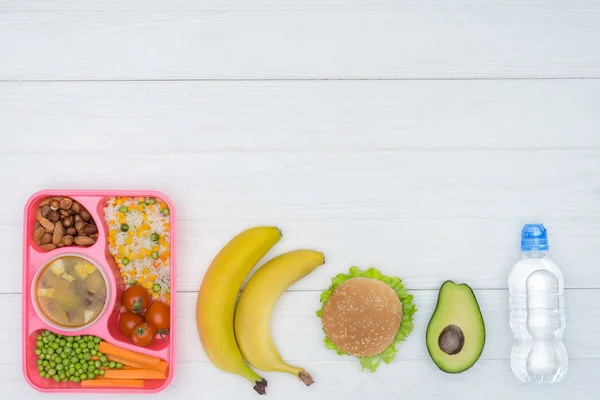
[145,301,170,338]
[118,311,144,337]
[130,322,156,347]
[122,285,150,313]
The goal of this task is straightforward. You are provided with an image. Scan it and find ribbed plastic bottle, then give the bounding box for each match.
[508,224,567,383]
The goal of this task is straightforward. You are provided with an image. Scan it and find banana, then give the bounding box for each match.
[234,249,325,386]
[196,226,282,395]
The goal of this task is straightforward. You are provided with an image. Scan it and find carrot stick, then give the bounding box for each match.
[103,369,166,380]
[81,379,144,388]
[100,365,138,370]
[90,356,99,361]
[157,360,168,374]
[99,342,161,369]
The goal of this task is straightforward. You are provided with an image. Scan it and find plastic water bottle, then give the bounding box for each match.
[508,224,567,383]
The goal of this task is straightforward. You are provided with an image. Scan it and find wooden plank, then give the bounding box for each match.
[2,150,600,292]
[4,290,598,365]
[5,356,599,398]
[1,8,599,80]
[5,218,600,293]
[2,0,598,11]
[2,80,600,154]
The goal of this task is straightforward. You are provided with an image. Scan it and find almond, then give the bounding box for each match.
[74,236,95,246]
[39,243,56,251]
[52,222,64,245]
[39,216,55,231]
[33,226,45,245]
[39,198,52,207]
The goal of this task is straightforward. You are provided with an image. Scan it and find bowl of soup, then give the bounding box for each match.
[32,254,110,331]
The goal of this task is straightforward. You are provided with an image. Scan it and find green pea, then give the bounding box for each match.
[75,335,82,341]
[139,201,147,206]
[73,342,79,348]
[72,377,80,383]
[47,348,55,354]
[90,349,97,356]
[83,353,91,361]
[76,369,83,375]
[38,365,45,372]
[121,223,129,232]
[54,356,62,363]
[122,257,130,265]
[48,368,56,376]
[37,359,43,366]
[162,207,170,216]
[88,372,96,380]
[95,360,102,368]
[51,342,59,350]
[42,360,49,366]
[35,349,42,356]
[88,365,96,372]
[49,362,56,368]
[36,340,43,348]
[129,279,137,285]
[68,368,75,375]
[42,337,48,344]
[96,352,104,358]
[108,361,116,369]
[95,343,100,350]
[119,205,128,213]
[75,363,82,370]
[71,356,78,364]
[48,334,56,342]
[60,339,66,346]
[80,373,87,380]
[53,375,60,383]
[147,198,156,205]
[86,341,93,349]
[75,348,81,354]
[62,378,68,383]
[45,354,52,360]
[153,284,161,291]
[94,336,101,344]
[150,233,160,242]
[56,364,64,371]
[165,288,170,294]
[151,252,159,260]
[59,371,66,380]
[66,336,73,342]
[116,362,123,369]
[98,369,105,376]
[63,347,72,355]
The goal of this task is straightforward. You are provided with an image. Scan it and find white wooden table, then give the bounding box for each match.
[1,0,600,398]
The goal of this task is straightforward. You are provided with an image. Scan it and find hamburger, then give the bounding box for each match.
[317,267,416,372]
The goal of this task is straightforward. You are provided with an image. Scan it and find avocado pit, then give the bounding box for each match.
[438,324,464,355]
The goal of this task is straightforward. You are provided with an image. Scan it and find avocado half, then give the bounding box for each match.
[425,281,486,373]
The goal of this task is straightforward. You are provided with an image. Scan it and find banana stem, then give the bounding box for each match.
[253,378,268,395]
[298,371,314,386]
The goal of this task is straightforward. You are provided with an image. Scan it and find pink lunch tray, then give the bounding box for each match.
[22,190,176,393]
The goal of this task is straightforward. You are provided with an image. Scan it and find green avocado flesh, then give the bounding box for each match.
[426,281,486,373]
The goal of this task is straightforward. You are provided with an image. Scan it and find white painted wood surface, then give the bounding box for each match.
[1,0,599,398]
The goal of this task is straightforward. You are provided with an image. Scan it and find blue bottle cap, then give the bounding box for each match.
[521,223,549,252]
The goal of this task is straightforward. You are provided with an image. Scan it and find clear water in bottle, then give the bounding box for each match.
[508,224,567,383]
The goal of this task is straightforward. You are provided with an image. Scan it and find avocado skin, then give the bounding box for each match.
[426,280,486,373]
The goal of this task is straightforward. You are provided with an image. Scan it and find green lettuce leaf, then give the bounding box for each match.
[316,266,417,372]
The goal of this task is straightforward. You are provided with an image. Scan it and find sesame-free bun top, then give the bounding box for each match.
[321,277,403,357]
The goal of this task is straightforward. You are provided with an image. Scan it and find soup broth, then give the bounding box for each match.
[35,256,107,328]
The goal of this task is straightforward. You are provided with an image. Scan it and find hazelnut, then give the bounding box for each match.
[80,210,92,222]
[50,200,60,210]
[59,198,73,210]
[62,235,74,246]
[81,224,97,236]
[62,215,74,228]
[40,204,51,218]
[71,202,81,214]
[60,209,72,217]
[75,220,87,232]
[90,233,99,240]
[47,210,60,223]
[74,214,82,222]
[67,227,77,236]
[41,233,53,245]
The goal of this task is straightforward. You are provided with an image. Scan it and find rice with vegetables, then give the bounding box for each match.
[104,197,171,304]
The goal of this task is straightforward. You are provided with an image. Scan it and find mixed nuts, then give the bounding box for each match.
[34,196,98,250]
